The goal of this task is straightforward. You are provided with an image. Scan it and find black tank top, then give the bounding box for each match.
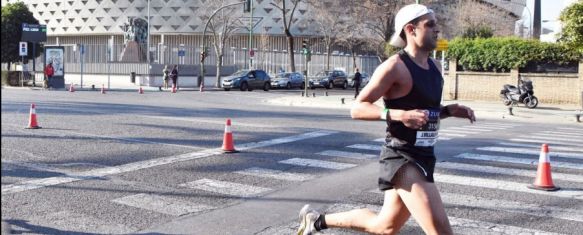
[383,50,443,157]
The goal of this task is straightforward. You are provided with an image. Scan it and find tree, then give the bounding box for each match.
[202,0,243,88]
[1,2,41,70]
[558,1,583,56]
[337,1,368,70]
[305,0,346,71]
[270,0,303,72]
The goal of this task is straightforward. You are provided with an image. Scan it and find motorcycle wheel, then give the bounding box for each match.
[523,96,538,109]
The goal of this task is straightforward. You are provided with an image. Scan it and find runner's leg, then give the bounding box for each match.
[324,187,411,234]
[394,163,452,235]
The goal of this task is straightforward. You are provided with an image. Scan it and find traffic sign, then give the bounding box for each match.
[436,39,448,51]
[19,42,28,56]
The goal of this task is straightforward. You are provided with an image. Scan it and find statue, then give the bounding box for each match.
[120,17,149,62]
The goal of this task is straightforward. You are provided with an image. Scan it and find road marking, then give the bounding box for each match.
[463,125,506,130]
[318,150,377,159]
[234,167,314,181]
[557,127,583,131]
[454,153,583,170]
[434,173,583,200]
[498,142,583,152]
[439,133,466,137]
[533,132,583,138]
[440,129,480,134]
[374,138,384,142]
[1,130,337,195]
[520,135,583,144]
[329,203,562,235]
[438,137,452,140]
[111,193,215,216]
[179,178,271,197]
[542,131,583,137]
[279,158,356,170]
[448,127,492,132]
[478,122,519,127]
[438,162,583,183]
[509,138,582,146]
[345,144,381,151]
[476,146,583,160]
[139,115,276,128]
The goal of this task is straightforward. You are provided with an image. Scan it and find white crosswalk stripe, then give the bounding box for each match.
[509,138,582,146]
[440,129,480,134]
[346,144,381,151]
[557,127,582,131]
[111,193,215,216]
[438,162,583,183]
[519,135,583,144]
[453,153,583,170]
[179,178,272,197]
[462,125,506,130]
[279,158,356,170]
[317,150,377,159]
[541,131,583,137]
[439,132,467,137]
[498,142,583,152]
[448,127,493,132]
[234,167,314,181]
[532,132,583,138]
[476,146,583,160]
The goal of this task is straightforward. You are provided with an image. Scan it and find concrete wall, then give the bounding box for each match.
[445,60,583,107]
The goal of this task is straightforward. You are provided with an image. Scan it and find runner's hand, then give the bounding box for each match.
[401,109,429,129]
[447,104,476,123]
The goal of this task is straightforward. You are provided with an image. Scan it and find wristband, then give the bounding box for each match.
[381,108,389,120]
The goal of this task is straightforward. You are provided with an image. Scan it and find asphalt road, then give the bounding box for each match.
[2,87,582,234]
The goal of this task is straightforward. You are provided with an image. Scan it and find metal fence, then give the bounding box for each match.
[5,43,381,76]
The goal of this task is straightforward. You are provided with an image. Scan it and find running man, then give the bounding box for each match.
[297,4,475,235]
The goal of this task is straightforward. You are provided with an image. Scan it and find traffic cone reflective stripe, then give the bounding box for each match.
[222,119,238,153]
[528,144,560,191]
[171,85,176,93]
[25,103,41,129]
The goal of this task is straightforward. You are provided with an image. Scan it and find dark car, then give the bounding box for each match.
[270,72,305,89]
[222,69,271,91]
[308,70,348,89]
[347,72,370,88]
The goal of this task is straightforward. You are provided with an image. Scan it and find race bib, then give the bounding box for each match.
[415,109,440,147]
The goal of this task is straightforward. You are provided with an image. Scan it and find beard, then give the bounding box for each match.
[420,36,437,51]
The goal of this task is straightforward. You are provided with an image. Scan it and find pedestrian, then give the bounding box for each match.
[44,62,54,89]
[170,65,178,90]
[162,65,170,89]
[353,67,362,98]
[297,4,476,235]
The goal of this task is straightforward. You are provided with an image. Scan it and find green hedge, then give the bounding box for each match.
[448,37,581,72]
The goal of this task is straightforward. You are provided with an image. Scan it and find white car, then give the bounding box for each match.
[347,72,369,88]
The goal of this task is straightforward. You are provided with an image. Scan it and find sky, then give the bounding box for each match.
[522,0,576,41]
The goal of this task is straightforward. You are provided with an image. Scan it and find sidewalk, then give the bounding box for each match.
[266,94,583,125]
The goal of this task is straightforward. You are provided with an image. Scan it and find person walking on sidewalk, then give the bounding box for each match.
[170,65,178,90]
[297,4,476,235]
[162,65,170,89]
[353,67,362,98]
[44,62,54,89]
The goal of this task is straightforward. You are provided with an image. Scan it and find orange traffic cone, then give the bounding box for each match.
[221,119,238,153]
[138,86,144,94]
[171,85,177,93]
[527,144,560,191]
[69,84,75,92]
[25,103,41,129]
[101,84,106,94]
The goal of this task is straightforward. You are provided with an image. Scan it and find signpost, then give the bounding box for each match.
[21,23,47,87]
[20,42,28,86]
[435,39,448,78]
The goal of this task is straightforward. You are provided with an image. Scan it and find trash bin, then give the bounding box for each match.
[130,72,136,83]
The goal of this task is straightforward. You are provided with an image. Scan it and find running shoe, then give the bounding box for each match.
[297,204,320,235]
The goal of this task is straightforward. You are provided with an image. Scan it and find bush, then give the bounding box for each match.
[448,37,580,72]
[462,25,494,39]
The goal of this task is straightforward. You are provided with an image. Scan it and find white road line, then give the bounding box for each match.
[476,146,583,160]
[434,173,583,200]
[441,129,481,134]
[439,133,467,137]
[329,203,562,235]
[373,138,385,142]
[111,193,215,216]
[542,131,583,137]
[533,132,583,138]
[139,115,276,128]
[454,153,583,170]
[234,167,314,181]
[345,144,381,151]
[318,150,377,159]
[448,127,492,132]
[463,125,506,130]
[179,178,271,197]
[438,162,583,183]
[557,127,582,131]
[498,142,583,153]
[279,158,356,170]
[509,138,583,146]
[479,122,519,127]
[520,135,583,144]
[1,130,337,195]
[438,137,452,140]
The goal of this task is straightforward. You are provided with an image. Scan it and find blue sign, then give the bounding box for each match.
[80,44,85,54]
[178,50,185,57]
[19,42,28,56]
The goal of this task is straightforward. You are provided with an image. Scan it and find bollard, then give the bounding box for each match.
[312,92,316,97]
[91,84,95,91]
[159,86,162,91]
[301,91,304,97]
[508,106,513,116]
[576,114,581,122]
[325,91,328,96]
[341,98,345,104]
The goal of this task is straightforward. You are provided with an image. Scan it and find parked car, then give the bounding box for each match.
[270,72,305,89]
[347,72,370,88]
[308,70,348,89]
[222,69,271,91]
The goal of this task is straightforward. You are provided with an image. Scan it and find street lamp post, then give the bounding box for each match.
[147,0,150,63]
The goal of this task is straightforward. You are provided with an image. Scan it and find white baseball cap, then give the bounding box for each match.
[389,4,434,48]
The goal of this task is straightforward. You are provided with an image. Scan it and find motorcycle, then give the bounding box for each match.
[500,75,538,109]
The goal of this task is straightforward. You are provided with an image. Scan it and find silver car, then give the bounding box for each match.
[270,72,305,89]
